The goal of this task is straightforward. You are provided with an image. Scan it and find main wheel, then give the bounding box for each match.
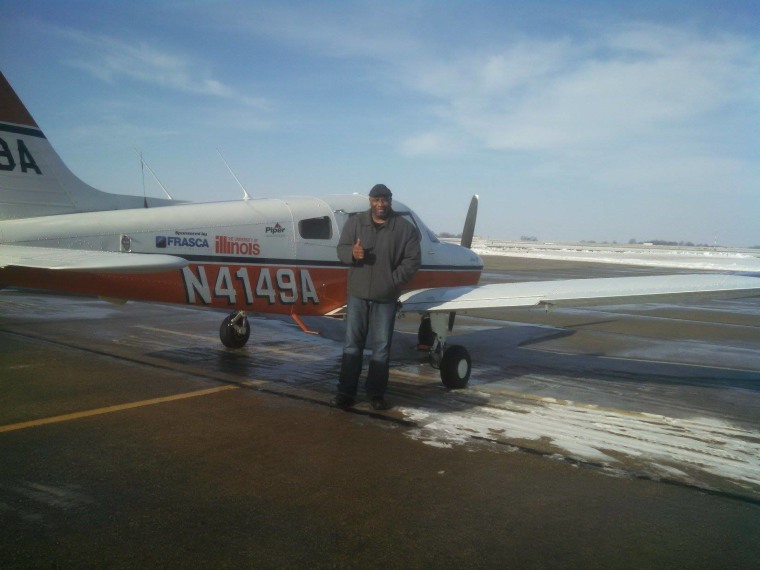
[219,313,250,348]
[440,345,471,389]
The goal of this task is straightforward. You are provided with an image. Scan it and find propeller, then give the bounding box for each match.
[460,194,479,249]
[446,194,480,335]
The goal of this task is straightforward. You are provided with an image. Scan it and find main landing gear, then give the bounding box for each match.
[218,310,471,390]
[419,314,472,390]
[220,310,250,349]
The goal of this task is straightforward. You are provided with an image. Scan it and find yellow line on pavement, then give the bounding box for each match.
[0,385,239,434]
[133,325,218,342]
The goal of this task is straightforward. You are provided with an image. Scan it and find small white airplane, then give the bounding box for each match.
[1,71,758,389]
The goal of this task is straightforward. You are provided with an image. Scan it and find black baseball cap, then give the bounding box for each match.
[369,184,392,198]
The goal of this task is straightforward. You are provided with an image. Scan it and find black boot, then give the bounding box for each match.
[337,352,363,401]
[366,360,391,409]
[331,393,355,410]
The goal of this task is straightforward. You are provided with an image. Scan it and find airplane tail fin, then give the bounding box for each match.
[0,71,173,221]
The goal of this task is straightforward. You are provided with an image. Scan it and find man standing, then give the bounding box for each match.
[334,184,421,410]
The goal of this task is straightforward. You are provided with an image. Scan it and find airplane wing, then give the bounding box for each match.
[399,274,760,314]
[0,244,187,274]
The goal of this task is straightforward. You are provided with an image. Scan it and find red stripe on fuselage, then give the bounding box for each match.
[0,263,482,315]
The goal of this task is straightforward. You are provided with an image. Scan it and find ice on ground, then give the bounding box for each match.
[400,396,760,494]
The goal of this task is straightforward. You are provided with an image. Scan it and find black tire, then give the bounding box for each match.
[219,313,250,348]
[440,345,471,389]
[418,316,434,347]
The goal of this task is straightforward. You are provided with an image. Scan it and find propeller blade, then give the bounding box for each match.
[460,195,479,249]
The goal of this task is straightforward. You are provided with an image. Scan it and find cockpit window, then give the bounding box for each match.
[299,216,333,240]
[333,210,356,233]
[424,226,440,243]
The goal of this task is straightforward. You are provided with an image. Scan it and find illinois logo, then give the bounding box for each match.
[215,236,261,256]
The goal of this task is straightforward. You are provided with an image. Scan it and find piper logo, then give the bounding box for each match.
[265,223,286,235]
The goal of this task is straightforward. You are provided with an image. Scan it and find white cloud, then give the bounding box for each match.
[56,27,268,108]
[216,7,758,156]
[217,3,420,62]
[400,131,461,157]
[400,24,758,155]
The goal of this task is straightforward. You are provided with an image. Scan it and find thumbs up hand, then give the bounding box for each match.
[352,238,365,261]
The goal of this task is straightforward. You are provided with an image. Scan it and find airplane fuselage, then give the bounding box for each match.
[0,194,484,316]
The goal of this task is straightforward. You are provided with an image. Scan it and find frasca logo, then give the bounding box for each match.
[156,236,209,248]
[215,236,261,256]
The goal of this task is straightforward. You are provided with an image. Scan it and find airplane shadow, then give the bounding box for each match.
[147,312,760,391]
[142,312,760,426]
[442,325,760,388]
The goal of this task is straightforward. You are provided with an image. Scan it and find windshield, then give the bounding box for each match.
[400,212,439,243]
[334,208,439,244]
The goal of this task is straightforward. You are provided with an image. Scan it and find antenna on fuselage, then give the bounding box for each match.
[138,150,148,208]
[217,148,252,200]
[133,148,175,201]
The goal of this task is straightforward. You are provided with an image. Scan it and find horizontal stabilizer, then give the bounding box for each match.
[0,244,187,274]
[399,274,760,314]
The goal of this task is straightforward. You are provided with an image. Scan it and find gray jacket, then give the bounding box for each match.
[337,209,421,301]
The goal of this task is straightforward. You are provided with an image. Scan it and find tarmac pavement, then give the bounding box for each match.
[1,257,759,568]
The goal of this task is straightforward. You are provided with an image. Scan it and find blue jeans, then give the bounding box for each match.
[338,295,397,398]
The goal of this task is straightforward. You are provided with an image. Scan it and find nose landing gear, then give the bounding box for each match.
[220,310,250,348]
[421,313,471,389]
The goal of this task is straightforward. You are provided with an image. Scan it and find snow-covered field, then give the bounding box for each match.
[469,239,760,272]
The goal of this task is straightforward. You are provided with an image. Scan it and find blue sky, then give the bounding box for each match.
[2,1,758,246]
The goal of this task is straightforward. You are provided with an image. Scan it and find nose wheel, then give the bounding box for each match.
[424,313,471,389]
[439,345,471,389]
[220,311,250,348]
